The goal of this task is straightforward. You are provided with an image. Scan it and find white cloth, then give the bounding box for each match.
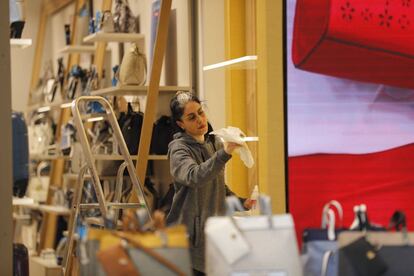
[211,126,254,168]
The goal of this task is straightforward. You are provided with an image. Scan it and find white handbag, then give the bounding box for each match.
[27,161,50,203]
[118,43,147,86]
[205,196,303,276]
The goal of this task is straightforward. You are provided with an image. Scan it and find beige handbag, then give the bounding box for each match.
[118,43,147,86]
[99,10,115,33]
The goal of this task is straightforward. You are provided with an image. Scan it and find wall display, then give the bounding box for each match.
[287,0,414,241]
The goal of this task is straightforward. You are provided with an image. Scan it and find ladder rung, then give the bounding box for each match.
[80,113,108,122]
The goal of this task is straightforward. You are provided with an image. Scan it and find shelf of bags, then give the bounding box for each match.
[94,154,168,161]
[83,32,145,43]
[90,85,192,96]
[10,38,32,49]
[30,154,71,161]
[27,100,73,113]
[58,45,96,54]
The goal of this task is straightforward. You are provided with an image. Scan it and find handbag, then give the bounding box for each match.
[150,116,175,155]
[338,211,414,276]
[117,43,147,86]
[27,114,54,155]
[302,200,344,276]
[79,211,193,276]
[292,0,414,89]
[27,161,50,203]
[205,196,303,276]
[338,231,414,276]
[99,10,115,33]
[113,0,138,33]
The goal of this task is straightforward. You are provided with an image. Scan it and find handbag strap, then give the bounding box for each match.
[114,232,187,276]
[321,250,334,276]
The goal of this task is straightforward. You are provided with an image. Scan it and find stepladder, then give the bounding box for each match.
[63,96,152,275]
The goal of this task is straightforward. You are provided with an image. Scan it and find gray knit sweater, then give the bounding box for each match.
[166,132,235,272]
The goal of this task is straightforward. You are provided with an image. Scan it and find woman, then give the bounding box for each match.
[166,91,251,275]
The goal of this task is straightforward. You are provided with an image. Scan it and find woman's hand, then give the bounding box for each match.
[243,198,254,210]
[223,142,242,155]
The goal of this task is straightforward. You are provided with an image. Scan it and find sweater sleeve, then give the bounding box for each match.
[169,144,232,188]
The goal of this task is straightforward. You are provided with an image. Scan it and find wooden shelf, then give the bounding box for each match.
[91,85,191,96]
[10,38,32,49]
[94,154,168,161]
[83,32,145,43]
[27,100,72,113]
[58,45,96,54]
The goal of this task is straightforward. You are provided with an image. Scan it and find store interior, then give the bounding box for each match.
[3,0,414,275]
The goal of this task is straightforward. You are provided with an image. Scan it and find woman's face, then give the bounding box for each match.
[177,101,208,141]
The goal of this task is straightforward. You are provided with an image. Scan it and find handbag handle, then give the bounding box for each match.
[321,200,343,241]
[114,231,187,276]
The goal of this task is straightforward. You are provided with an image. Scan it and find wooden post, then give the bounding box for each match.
[133,0,173,203]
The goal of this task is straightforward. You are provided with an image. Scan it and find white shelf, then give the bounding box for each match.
[13,197,35,206]
[27,100,72,113]
[203,55,257,71]
[83,32,145,43]
[13,197,70,215]
[94,154,168,161]
[10,38,32,49]
[91,85,191,96]
[58,45,96,54]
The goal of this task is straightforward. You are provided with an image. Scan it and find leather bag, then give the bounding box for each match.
[118,43,147,86]
[292,0,414,89]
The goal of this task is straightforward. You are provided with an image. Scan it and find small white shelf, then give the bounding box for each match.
[83,32,145,43]
[203,55,257,71]
[58,45,96,54]
[27,100,72,113]
[10,38,32,49]
[91,85,191,96]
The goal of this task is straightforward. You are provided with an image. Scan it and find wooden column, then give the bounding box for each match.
[133,0,173,203]
[256,0,286,213]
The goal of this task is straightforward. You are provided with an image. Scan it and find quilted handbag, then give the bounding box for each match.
[292,0,414,89]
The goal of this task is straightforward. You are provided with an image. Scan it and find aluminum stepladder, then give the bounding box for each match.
[63,96,152,275]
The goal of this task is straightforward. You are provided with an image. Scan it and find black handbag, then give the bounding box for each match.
[150,116,174,155]
[119,103,144,155]
[338,211,414,276]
